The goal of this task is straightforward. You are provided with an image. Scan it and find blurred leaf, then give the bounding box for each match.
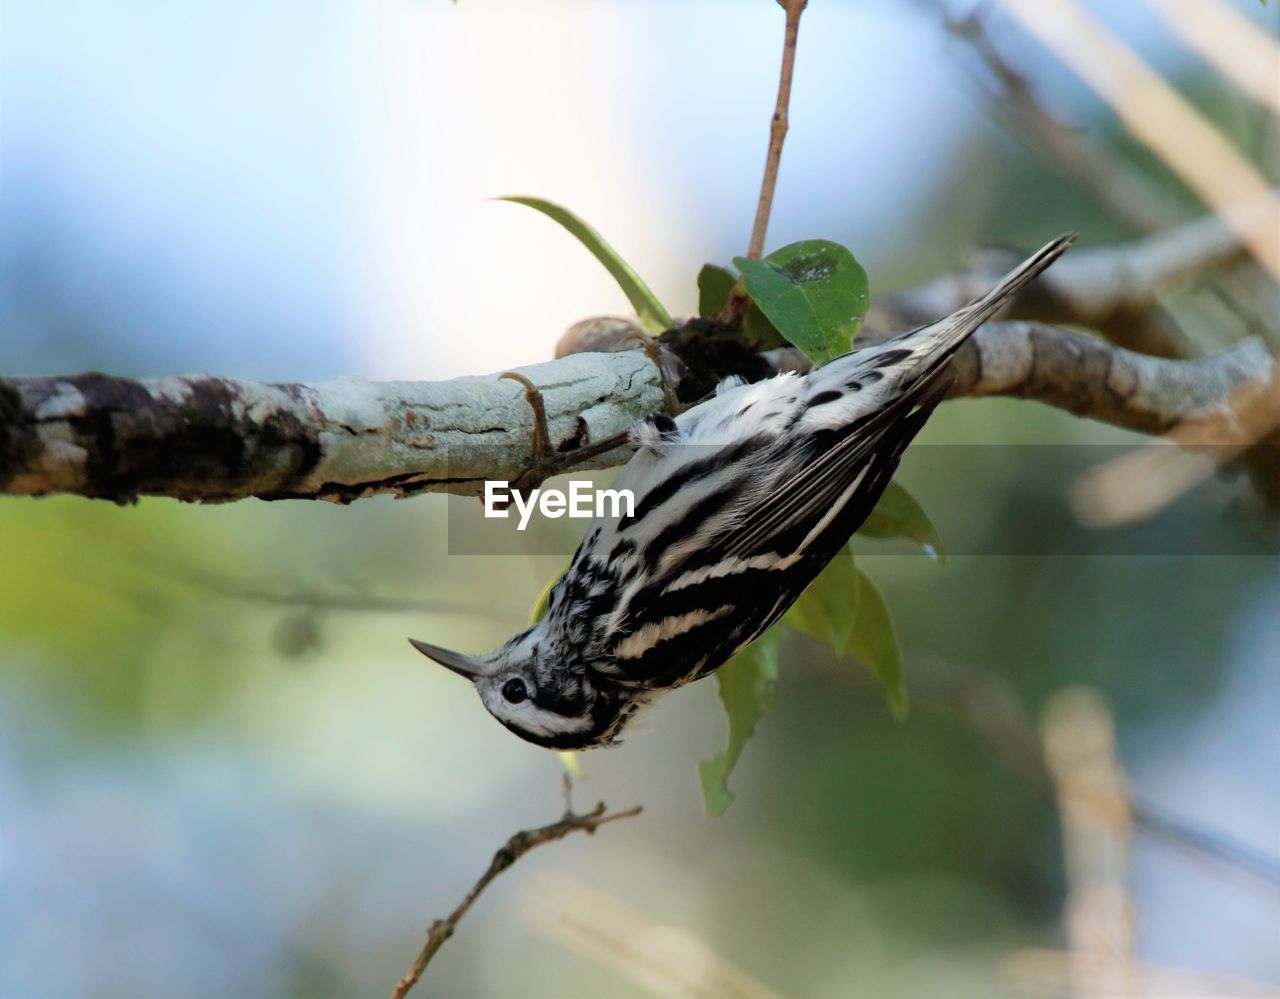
[732,240,868,364]
[700,628,781,816]
[847,568,907,719]
[784,553,860,652]
[528,563,568,626]
[498,196,673,334]
[557,750,583,778]
[697,264,736,318]
[784,553,908,718]
[857,480,946,562]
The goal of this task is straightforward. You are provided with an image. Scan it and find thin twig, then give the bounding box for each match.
[389,802,643,999]
[746,0,807,259]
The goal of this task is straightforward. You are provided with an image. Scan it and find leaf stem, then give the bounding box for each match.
[747,0,808,260]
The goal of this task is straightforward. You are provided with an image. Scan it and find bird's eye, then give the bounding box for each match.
[501,678,528,704]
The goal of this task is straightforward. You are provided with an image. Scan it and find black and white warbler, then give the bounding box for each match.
[411,235,1075,749]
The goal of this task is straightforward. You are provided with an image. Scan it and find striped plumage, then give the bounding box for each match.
[411,234,1075,749]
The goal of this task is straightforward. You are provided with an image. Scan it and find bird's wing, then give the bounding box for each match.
[717,370,948,563]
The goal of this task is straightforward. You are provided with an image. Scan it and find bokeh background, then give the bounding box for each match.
[2,1,1278,996]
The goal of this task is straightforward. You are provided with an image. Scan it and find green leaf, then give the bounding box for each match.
[846,569,907,719]
[783,554,908,719]
[699,629,781,816]
[732,240,869,365]
[741,303,787,350]
[695,263,786,349]
[857,480,946,562]
[528,563,568,626]
[498,196,673,334]
[697,264,736,318]
[784,553,860,652]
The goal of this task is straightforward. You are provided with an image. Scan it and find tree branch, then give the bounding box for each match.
[0,352,663,503]
[5,328,1267,504]
[950,324,1272,434]
[4,224,1275,504]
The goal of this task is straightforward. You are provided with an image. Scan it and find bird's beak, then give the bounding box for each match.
[408,638,495,680]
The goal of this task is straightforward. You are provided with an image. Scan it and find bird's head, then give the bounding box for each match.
[408,630,636,750]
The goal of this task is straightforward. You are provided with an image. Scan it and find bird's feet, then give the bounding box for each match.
[616,331,683,416]
[497,371,636,495]
[499,338,679,491]
[498,371,565,494]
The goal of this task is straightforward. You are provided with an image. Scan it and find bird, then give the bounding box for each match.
[410,234,1076,750]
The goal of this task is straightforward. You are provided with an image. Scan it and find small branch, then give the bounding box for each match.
[390,802,642,999]
[772,324,1274,438]
[873,213,1257,357]
[746,0,807,259]
[949,323,1274,435]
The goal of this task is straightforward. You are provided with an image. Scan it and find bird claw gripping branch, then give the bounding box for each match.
[498,338,680,493]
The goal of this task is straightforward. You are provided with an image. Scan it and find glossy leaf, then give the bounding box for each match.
[857,480,946,561]
[499,196,673,334]
[733,240,869,364]
[700,628,781,816]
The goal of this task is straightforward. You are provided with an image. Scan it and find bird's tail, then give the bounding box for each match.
[914,232,1077,360]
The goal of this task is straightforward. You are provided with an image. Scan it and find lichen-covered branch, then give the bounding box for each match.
[3,218,1275,504]
[0,352,663,503]
[3,325,1271,504]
